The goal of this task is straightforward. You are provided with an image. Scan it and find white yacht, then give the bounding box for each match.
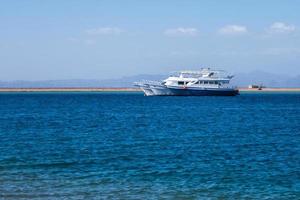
[134,68,239,96]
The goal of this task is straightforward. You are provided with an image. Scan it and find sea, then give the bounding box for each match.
[0,92,299,199]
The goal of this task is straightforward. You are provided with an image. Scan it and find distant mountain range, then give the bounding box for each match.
[1,71,300,88]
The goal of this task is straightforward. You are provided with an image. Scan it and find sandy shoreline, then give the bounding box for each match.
[0,87,300,92]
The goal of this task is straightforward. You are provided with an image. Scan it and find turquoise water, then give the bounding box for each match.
[0,92,299,199]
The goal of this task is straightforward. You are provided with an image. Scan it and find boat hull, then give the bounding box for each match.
[150,86,173,96]
[141,87,155,96]
[167,87,239,96]
[135,82,239,96]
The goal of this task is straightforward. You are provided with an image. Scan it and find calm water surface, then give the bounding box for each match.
[0,92,299,199]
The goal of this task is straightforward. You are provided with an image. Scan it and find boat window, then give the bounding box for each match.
[209,81,214,84]
[214,81,218,85]
[178,81,184,85]
[185,82,189,85]
[204,81,208,84]
[194,81,199,84]
[200,81,204,84]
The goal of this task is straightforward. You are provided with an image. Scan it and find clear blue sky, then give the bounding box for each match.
[0,0,299,80]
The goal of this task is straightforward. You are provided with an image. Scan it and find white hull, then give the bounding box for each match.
[141,88,155,96]
[150,86,173,96]
[139,85,239,96]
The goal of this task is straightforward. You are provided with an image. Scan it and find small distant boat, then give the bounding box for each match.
[248,84,265,90]
[134,68,239,96]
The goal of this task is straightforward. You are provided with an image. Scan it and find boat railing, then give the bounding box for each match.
[169,72,233,79]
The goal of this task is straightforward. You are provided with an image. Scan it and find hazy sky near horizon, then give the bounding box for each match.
[0,0,300,80]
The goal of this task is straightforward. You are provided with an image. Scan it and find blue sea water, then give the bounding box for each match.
[0,92,299,199]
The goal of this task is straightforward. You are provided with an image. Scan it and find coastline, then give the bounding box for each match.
[0,87,300,92]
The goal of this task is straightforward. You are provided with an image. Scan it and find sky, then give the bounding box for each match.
[0,0,299,80]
